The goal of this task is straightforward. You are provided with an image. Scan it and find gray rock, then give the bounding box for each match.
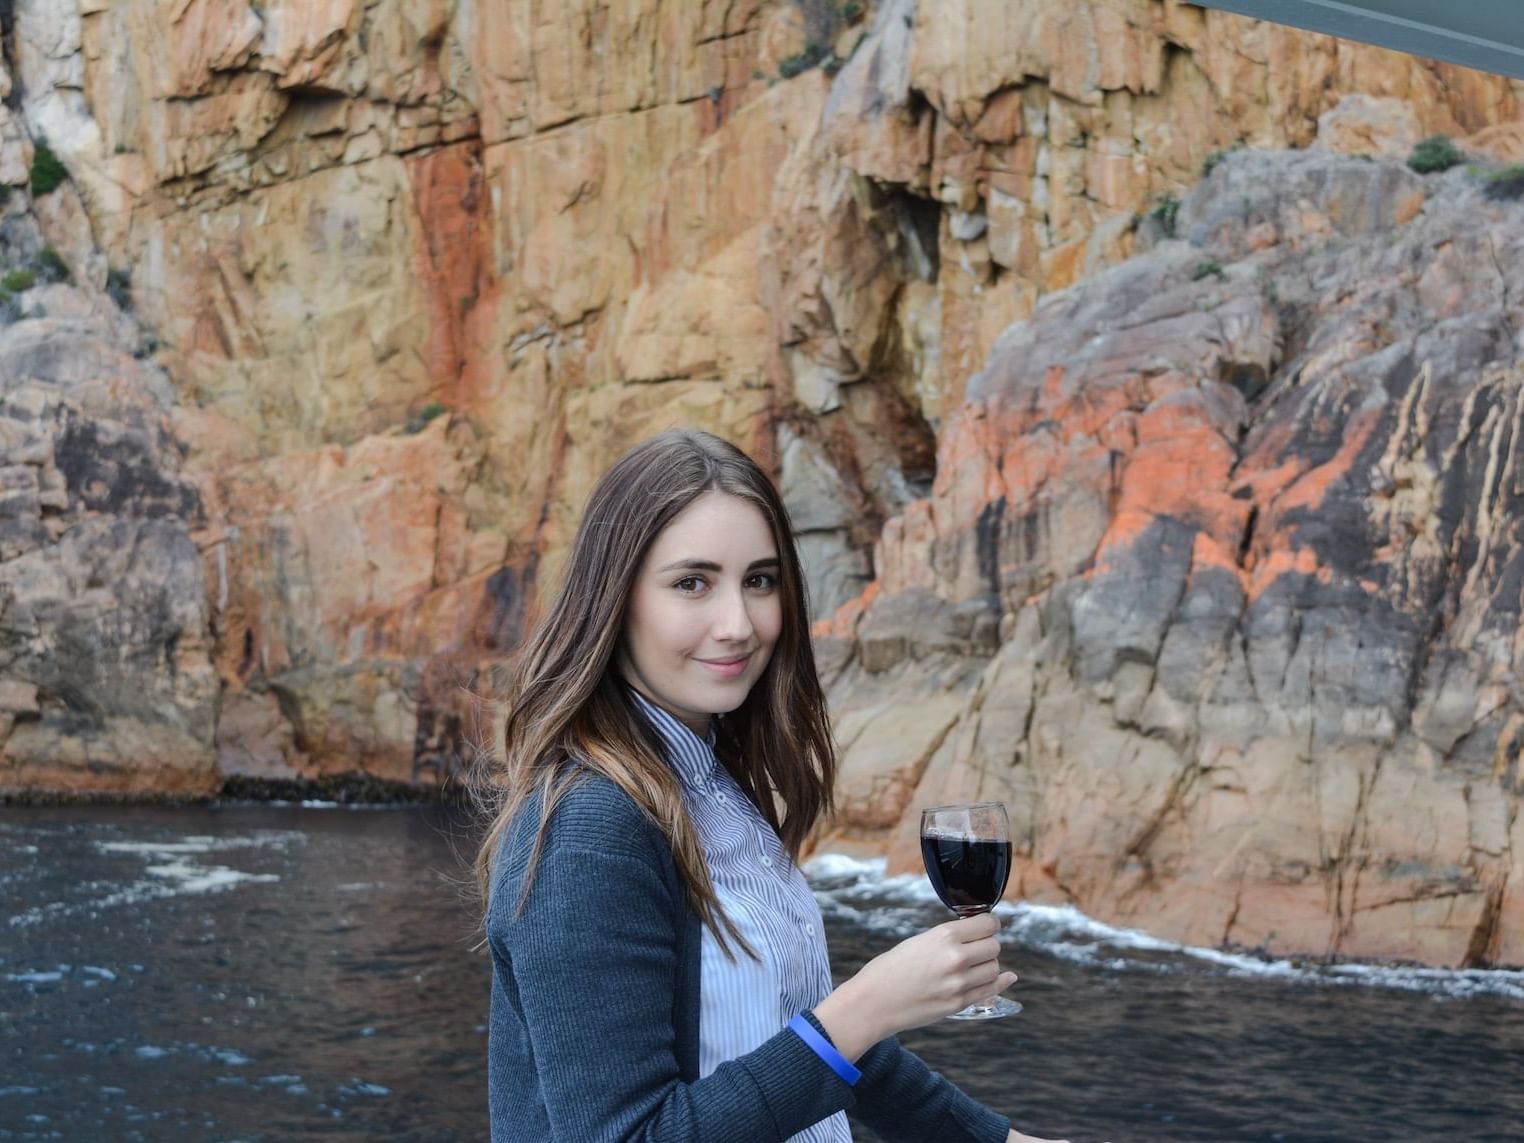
[829,149,1524,965]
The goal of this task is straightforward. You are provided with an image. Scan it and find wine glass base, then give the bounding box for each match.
[946,997,1022,1020]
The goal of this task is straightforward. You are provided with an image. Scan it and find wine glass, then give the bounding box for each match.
[920,801,1022,1020]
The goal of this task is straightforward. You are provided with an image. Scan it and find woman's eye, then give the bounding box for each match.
[746,573,778,592]
[674,576,705,593]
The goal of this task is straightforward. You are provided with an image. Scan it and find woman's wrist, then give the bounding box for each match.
[811,978,887,1063]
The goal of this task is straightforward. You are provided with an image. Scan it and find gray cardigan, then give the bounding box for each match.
[486,774,1011,1142]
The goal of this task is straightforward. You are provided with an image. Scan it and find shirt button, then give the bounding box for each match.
[803,923,815,936]
[760,855,773,867]
[716,792,728,804]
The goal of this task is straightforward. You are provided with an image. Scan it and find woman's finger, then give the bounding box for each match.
[958,936,1002,968]
[949,912,1001,940]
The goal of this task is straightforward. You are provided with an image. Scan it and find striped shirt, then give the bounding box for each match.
[629,690,851,1143]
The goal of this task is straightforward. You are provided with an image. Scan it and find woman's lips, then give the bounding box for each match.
[696,654,751,679]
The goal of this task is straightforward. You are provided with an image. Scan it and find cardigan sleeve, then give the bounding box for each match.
[794,1009,1010,1142]
[487,778,856,1142]
[850,1032,1011,1142]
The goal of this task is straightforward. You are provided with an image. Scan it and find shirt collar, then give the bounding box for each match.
[626,687,719,790]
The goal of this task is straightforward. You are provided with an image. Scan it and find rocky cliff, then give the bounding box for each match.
[2,0,1522,965]
[823,150,1524,968]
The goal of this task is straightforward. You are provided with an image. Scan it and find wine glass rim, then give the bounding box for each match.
[921,800,1007,814]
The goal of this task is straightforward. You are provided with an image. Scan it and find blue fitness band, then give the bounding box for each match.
[788,1014,861,1087]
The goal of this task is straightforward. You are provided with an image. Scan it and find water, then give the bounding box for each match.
[811,857,1524,1143]
[3,806,1523,1142]
[2,804,484,1141]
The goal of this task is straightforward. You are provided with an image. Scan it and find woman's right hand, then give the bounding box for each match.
[811,913,1015,1060]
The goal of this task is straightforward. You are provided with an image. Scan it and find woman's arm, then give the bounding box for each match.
[815,919,1071,1143]
[809,914,1012,1142]
[488,781,853,1142]
[813,912,1014,1058]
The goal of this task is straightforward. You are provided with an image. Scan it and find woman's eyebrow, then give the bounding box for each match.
[656,556,781,573]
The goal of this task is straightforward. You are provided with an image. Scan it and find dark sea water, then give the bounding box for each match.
[2,805,1522,1142]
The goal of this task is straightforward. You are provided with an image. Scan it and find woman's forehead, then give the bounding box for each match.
[644,491,778,565]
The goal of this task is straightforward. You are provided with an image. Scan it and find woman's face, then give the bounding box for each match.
[619,490,784,735]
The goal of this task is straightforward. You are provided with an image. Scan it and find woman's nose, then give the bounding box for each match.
[711,585,755,641]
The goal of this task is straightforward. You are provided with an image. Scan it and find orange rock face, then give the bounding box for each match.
[826,149,1524,968]
[4,2,1524,964]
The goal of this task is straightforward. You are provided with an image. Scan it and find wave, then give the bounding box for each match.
[802,854,1524,1002]
[7,833,292,929]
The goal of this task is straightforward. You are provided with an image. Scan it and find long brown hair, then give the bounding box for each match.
[473,429,836,953]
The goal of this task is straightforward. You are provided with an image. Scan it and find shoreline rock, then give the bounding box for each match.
[0,770,470,808]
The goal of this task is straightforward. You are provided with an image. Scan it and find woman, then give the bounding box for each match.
[477,429,1069,1142]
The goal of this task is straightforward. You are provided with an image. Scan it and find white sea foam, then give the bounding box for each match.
[802,852,1524,1001]
[801,853,884,879]
[96,833,293,857]
[5,968,65,984]
[259,800,406,811]
[8,833,291,929]
[339,1078,391,1098]
[143,859,279,895]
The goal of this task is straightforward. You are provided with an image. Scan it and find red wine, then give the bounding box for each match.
[921,835,1012,915]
